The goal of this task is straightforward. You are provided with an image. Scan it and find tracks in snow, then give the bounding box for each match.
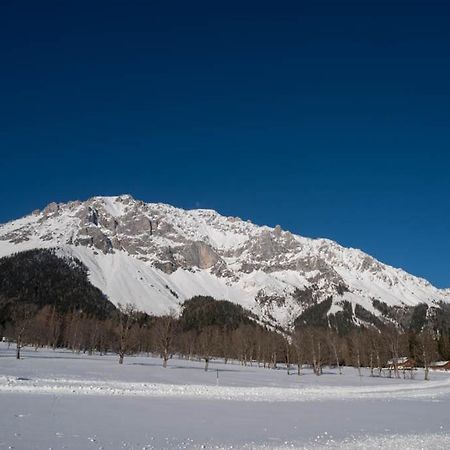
[1,375,450,402]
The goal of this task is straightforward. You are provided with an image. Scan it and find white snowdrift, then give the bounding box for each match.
[1,373,449,402]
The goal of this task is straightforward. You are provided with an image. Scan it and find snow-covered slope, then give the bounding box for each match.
[0,194,448,327]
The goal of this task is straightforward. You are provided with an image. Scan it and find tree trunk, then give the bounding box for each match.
[394,362,400,379]
[16,332,22,360]
[317,342,322,376]
[424,350,429,381]
[334,347,342,375]
[356,349,362,377]
[271,352,277,369]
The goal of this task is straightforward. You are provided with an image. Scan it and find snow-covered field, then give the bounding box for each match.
[1,344,449,449]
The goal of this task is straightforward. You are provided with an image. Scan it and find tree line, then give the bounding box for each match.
[2,295,449,381]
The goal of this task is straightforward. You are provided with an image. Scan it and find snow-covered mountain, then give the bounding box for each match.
[0,194,448,328]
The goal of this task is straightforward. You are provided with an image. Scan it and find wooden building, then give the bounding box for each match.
[386,357,415,370]
[430,361,450,371]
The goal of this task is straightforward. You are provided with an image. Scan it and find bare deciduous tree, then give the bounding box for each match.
[197,326,217,371]
[306,328,326,376]
[116,303,138,365]
[11,302,37,359]
[153,311,178,368]
[327,329,342,375]
[292,329,305,376]
[418,327,438,381]
[349,329,363,377]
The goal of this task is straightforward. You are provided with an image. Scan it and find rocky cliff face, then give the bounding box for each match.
[0,194,448,328]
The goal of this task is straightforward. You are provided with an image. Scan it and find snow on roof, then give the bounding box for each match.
[387,357,411,365]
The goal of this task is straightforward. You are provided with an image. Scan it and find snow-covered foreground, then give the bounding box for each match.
[1,344,449,449]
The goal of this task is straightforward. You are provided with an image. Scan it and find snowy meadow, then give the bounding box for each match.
[1,343,449,449]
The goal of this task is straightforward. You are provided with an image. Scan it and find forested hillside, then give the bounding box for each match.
[0,249,115,326]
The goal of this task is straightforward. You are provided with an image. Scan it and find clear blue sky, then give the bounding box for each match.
[1,1,449,287]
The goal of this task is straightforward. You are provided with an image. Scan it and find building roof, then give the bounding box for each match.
[430,361,450,367]
[387,356,411,365]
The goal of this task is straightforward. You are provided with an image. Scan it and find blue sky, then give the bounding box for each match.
[1,1,449,287]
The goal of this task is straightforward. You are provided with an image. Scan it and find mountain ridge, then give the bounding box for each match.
[0,194,448,328]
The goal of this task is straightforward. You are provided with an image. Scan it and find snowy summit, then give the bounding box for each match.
[0,194,448,328]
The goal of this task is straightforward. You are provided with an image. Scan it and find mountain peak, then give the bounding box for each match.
[92,193,135,203]
[0,195,448,327]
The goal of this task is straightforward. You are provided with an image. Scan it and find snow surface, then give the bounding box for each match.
[1,344,449,449]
